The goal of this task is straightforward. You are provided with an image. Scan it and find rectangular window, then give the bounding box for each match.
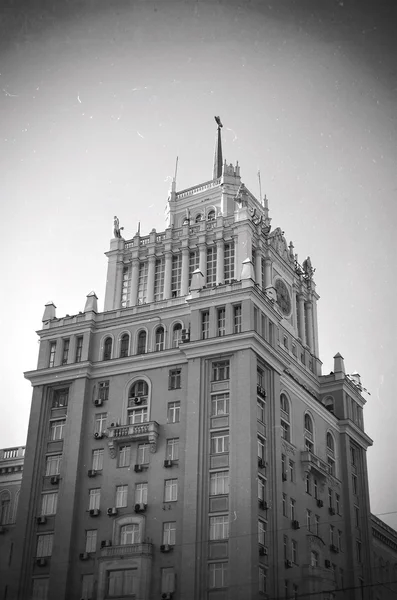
[61,339,69,365]
[336,494,340,515]
[201,311,210,340]
[212,361,230,381]
[211,393,229,416]
[88,489,100,510]
[121,264,131,308]
[85,529,97,553]
[257,400,265,423]
[338,530,343,551]
[306,509,312,531]
[282,454,286,474]
[168,369,181,390]
[118,445,131,468]
[116,485,128,508]
[311,551,318,567]
[224,242,235,281]
[206,246,217,286]
[217,307,226,336]
[171,253,182,297]
[290,498,296,521]
[282,493,287,517]
[166,438,179,461]
[167,401,180,424]
[328,488,333,509]
[92,449,104,471]
[315,515,320,536]
[45,454,62,476]
[164,479,178,502]
[281,420,290,442]
[75,336,83,363]
[258,476,266,501]
[36,534,54,557]
[352,474,358,495]
[258,519,266,545]
[233,304,242,333]
[128,407,148,424]
[94,413,107,434]
[356,540,362,563]
[354,506,360,528]
[49,419,65,441]
[285,580,289,599]
[52,388,69,408]
[135,483,148,505]
[154,258,165,302]
[98,380,110,401]
[41,492,58,516]
[209,562,228,589]
[289,460,295,482]
[314,479,318,499]
[137,261,148,304]
[283,535,288,560]
[291,539,298,564]
[189,251,199,286]
[259,566,267,594]
[32,578,49,600]
[211,432,229,454]
[350,446,357,466]
[107,570,135,597]
[81,575,93,600]
[137,443,150,465]
[49,342,56,368]
[161,567,176,594]
[258,436,265,461]
[330,525,335,545]
[293,584,298,600]
[210,471,229,495]
[209,515,229,540]
[305,473,311,494]
[162,521,176,545]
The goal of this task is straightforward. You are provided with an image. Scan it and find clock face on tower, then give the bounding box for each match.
[274,279,291,316]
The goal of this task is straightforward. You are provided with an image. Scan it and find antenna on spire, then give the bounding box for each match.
[257,170,263,205]
[213,116,223,180]
[174,156,179,182]
[137,221,141,235]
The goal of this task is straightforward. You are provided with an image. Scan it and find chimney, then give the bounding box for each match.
[84,291,98,313]
[42,302,56,322]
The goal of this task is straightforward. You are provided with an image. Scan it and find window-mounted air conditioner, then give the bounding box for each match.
[87,469,97,478]
[0,526,6,534]
[94,432,104,439]
[325,559,331,568]
[259,546,268,556]
[134,503,147,513]
[292,520,300,530]
[258,458,266,469]
[329,507,336,515]
[133,397,143,405]
[317,499,324,508]
[89,508,100,517]
[134,464,143,473]
[94,399,103,407]
[259,499,269,510]
[330,544,339,553]
[37,516,47,525]
[181,329,190,342]
[101,540,112,548]
[50,475,60,485]
[285,559,293,569]
[162,593,173,600]
[107,507,118,516]
[164,459,173,468]
[36,558,47,567]
[160,544,172,553]
[79,552,89,561]
[282,472,288,481]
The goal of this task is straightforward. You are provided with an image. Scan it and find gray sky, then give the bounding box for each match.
[0,0,396,527]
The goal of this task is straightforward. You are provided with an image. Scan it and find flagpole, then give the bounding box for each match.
[258,170,263,205]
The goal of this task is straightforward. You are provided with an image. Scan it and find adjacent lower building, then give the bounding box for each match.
[4,123,395,599]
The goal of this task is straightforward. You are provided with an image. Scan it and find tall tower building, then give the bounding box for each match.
[9,122,377,600]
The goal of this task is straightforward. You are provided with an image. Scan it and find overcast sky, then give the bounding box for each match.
[0,0,396,528]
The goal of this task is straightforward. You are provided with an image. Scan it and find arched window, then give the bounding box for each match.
[137,331,147,355]
[280,394,290,442]
[195,213,202,223]
[103,337,112,361]
[0,491,11,525]
[120,523,140,545]
[326,432,336,476]
[120,334,129,358]
[128,381,149,425]
[155,327,165,352]
[304,414,314,452]
[207,210,215,221]
[172,323,182,348]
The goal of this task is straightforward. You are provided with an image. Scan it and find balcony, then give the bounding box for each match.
[107,422,159,458]
[100,543,153,558]
[301,450,330,478]
[301,565,335,583]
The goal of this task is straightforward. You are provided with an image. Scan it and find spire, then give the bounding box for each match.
[213,116,223,179]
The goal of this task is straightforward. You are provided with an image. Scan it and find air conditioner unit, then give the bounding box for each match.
[258,457,265,468]
[79,552,89,561]
[160,544,172,553]
[259,546,268,556]
[50,475,59,485]
[36,558,47,567]
[329,507,336,515]
[164,459,173,468]
[110,422,116,427]
[292,520,300,530]
[94,432,104,439]
[282,471,288,481]
[89,508,100,517]
[330,544,339,553]
[317,499,324,508]
[162,593,173,600]
[134,464,143,473]
[0,526,6,534]
[94,399,103,407]
[107,507,118,516]
[181,329,190,342]
[259,499,269,510]
[88,469,97,478]
[285,559,293,569]
[101,540,112,548]
[325,559,331,568]
[133,397,142,405]
[257,385,266,398]
[134,503,147,513]
[37,516,47,525]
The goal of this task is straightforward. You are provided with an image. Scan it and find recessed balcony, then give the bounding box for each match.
[107,421,159,457]
[100,543,153,558]
[301,450,330,478]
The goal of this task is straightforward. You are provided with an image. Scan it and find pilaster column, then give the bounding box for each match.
[312,297,319,358]
[297,293,306,346]
[264,257,272,288]
[146,255,156,304]
[305,300,314,352]
[114,262,124,310]
[199,244,207,285]
[129,259,139,307]
[181,248,190,295]
[216,239,224,285]
[255,251,262,287]
[163,251,173,299]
